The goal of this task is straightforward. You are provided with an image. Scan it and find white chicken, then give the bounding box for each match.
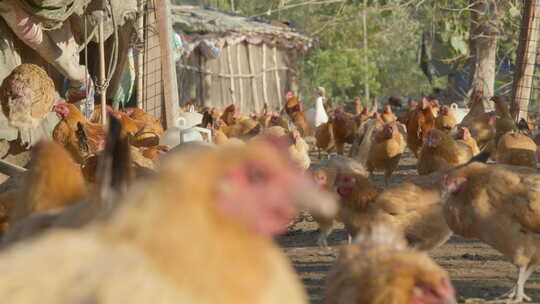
[306,87,329,132]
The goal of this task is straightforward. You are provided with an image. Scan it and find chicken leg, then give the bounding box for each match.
[495,265,534,303]
[316,227,331,248]
[384,174,390,187]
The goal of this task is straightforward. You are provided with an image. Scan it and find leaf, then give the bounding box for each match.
[450,35,468,56]
[509,6,520,18]
[381,10,392,18]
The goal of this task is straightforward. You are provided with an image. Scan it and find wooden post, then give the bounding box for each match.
[143,2,161,119]
[262,44,269,107]
[247,44,259,111]
[0,159,27,176]
[362,0,370,105]
[226,46,237,106]
[136,0,145,109]
[273,46,282,109]
[236,44,244,111]
[199,54,205,107]
[98,12,107,126]
[155,0,179,128]
[512,0,540,120]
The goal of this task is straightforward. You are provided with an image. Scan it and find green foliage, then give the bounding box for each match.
[417,0,522,66]
[172,0,524,103]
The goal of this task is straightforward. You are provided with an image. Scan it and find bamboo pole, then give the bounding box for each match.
[247,44,259,110]
[512,0,540,120]
[175,64,289,77]
[273,46,282,108]
[98,12,107,126]
[236,44,244,110]
[155,0,179,128]
[262,44,269,107]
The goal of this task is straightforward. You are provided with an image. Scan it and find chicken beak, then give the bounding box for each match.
[444,296,457,304]
[292,181,338,220]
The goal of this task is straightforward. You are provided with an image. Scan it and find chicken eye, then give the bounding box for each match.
[247,167,267,184]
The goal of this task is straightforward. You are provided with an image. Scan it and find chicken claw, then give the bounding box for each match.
[493,265,534,303]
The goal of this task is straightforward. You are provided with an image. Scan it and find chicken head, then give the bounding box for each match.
[215,136,336,236]
[426,129,443,148]
[54,102,70,119]
[334,173,355,197]
[420,98,430,110]
[334,107,345,120]
[456,127,468,140]
[383,122,398,139]
[441,175,468,197]
[312,169,329,189]
[285,91,294,101]
[409,273,455,304]
[439,106,449,116]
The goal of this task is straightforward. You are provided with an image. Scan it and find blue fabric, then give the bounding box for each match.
[173,32,183,62]
[112,48,136,110]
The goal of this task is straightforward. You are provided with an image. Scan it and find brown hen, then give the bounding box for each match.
[325,224,456,304]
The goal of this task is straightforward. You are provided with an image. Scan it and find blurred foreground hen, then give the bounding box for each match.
[0,136,336,304]
[8,141,87,226]
[325,224,456,304]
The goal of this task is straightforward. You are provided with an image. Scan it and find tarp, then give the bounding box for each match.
[19,0,91,30]
[112,48,135,109]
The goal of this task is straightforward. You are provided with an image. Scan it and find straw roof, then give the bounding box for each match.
[171,5,313,51]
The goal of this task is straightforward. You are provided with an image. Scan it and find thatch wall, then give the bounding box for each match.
[172,5,310,114]
[177,42,300,113]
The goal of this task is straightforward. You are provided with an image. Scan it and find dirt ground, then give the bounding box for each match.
[277,151,540,304]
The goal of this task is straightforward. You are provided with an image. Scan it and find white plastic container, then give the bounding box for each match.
[451,103,468,124]
[159,116,212,147]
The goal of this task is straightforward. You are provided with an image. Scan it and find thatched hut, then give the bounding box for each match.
[172,5,312,113]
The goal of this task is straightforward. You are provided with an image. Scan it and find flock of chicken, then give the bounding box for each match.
[300,89,540,304]
[1,63,540,303]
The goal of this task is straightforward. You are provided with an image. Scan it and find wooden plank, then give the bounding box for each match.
[262,43,269,108]
[155,0,179,128]
[247,44,259,111]
[273,46,282,109]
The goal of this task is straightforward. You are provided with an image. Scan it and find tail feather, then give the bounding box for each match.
[353,223,407,250]
[468,151,490,165]
[96,113,133,206]
[75,122,89,153]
